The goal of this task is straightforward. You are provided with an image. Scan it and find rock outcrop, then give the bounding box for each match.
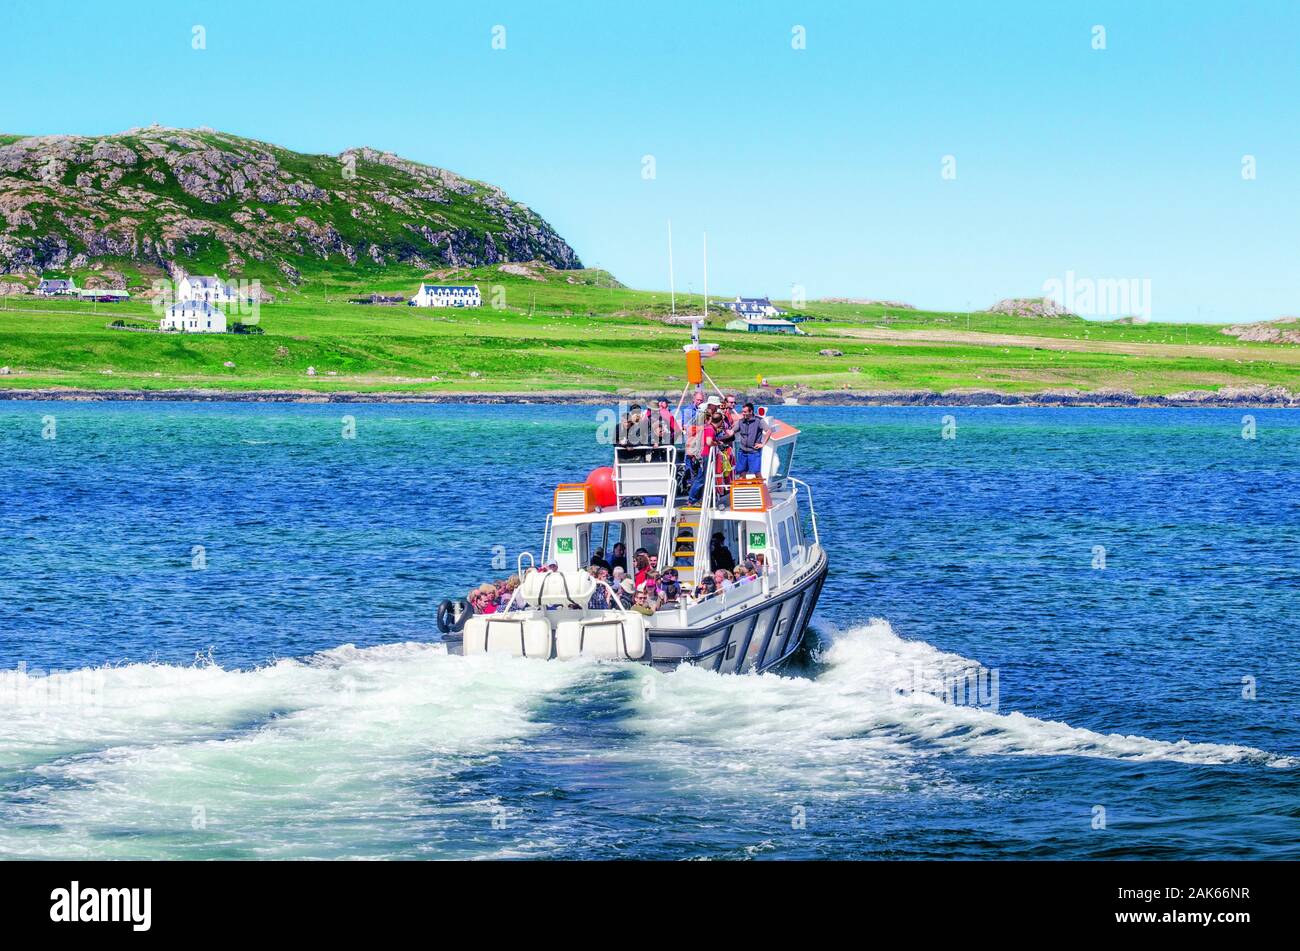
[1219,317,1300,345]
[984,297,1074,318]
[0,127,582,278]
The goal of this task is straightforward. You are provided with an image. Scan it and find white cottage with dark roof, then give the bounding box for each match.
[36,278,78,297]
[410,284,481,308]
[721,296,785,319]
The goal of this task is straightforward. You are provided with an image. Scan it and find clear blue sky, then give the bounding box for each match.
[3,0,1297,320]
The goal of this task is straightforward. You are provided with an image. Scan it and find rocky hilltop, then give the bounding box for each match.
[1220,317,1300,345]
[983,297,1075,318]
[0,127,581,282]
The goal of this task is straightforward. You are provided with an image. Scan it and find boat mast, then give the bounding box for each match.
[695,232,706,392]
[668,219,676,317]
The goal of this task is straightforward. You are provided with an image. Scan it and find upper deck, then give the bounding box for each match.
[541,413,818,596]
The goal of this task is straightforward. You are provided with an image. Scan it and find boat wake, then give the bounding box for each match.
[0,622,1289,858]
[625,619,1293,793]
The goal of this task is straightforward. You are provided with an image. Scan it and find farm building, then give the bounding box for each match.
[78,289,130,303]
[725,315,803,335]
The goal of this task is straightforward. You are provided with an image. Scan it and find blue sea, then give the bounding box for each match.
[1,402,1296,860]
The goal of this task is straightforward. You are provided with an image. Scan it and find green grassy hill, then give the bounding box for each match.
[1,127,1296,400]
[2,261,1298,397]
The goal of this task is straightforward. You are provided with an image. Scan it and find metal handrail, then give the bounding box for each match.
[656,447,678,570]
[539,513,553,566]
[613,443,677,504]
[683,568,769,619]
[690,447,718,577]
[495,572,633,617]
[788,477,819,547]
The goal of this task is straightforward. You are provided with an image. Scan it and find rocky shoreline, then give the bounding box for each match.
[1,384,1296,408]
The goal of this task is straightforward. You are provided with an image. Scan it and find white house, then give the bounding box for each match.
[410,284,481,308]
[36,278,78,297]
[177,275,237,303]
[721,296,785,319]
[161,300,227,333]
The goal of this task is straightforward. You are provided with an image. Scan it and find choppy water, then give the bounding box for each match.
[1,403,1296,859]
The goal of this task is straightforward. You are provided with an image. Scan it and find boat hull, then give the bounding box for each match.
[647,545,829,674]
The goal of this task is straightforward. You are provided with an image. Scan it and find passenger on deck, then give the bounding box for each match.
[587,565,610,610]
[685,411,718,504]
[710,532,736,572]
[655,398,682,442]
[589,548,611,572]
[712,411,734,488]
[714,568,735,591]
[731,402,769,478]
[610,543,628,573]
[471,584,498,615]
[690,577,717,602]
[633,552,650,587]
[618,404,652,446]
[496,575,520,609]
[618,577,637,609]
[631,589,656,616]
[611,565,627,588]
[681,390,706,427]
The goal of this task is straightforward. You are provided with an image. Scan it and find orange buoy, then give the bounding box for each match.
[586,466,617,508]
[686,349,703,385]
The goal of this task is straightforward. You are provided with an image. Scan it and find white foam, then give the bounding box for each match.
[0,642,592,859]
[0,624,1288,858]
[623,620,1293,799]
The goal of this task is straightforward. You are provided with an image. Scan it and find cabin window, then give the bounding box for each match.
[772,441,795,480]
[595,520,625,558]
[784,515,802,554]
[639,525,661,558]
[776,520,793,565]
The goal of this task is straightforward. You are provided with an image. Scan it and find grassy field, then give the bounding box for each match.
[1,262,1297,396]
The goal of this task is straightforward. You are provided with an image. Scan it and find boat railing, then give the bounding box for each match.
[678,570,770,624]
[689,447,718,571]
[788,477,819,547]
[539,513,553,564]
[498,571,634,617]
[613,444,678,505]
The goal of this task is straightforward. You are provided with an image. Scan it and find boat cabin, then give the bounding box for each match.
[542,417,815,606]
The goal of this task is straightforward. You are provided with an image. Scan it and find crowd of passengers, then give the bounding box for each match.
[465,535,766,618]
[462,393,771,618]
[617,392,770,504]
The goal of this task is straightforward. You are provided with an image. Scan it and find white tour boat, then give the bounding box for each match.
[437,320,828,674]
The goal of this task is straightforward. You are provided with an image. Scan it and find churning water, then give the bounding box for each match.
[1,403,1296,858]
